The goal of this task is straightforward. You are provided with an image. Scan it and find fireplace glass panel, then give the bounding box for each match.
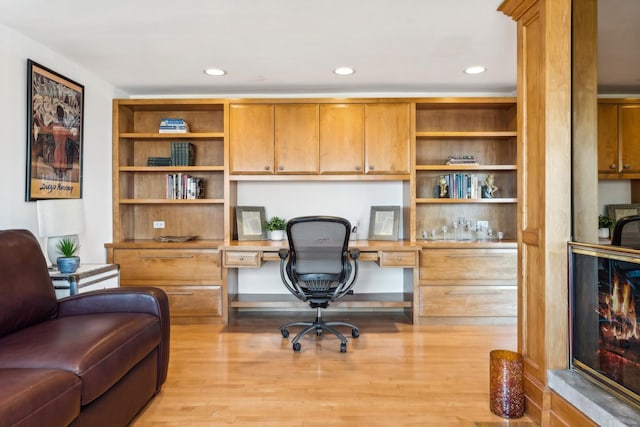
[570,244,640,408]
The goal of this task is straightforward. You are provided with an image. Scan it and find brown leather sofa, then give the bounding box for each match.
[0,229,170,427]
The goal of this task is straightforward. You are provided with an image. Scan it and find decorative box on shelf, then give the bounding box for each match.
[49,263,120,299]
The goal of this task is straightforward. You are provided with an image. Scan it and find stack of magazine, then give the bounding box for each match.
[159,118,190,133]
[166,173,205,199]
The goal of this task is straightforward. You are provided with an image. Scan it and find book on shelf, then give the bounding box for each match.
[147,157,172,166]
[170,142,195,166]
[165,173,205,200]
[159,118,190,133]
[445,155,479,166]
[435,173,481,199]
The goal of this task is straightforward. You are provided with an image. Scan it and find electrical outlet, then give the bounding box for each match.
[153,221,165,229]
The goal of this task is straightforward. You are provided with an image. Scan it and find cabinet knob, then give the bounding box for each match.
[355,165,361,171]
[278,165,284,171]
[609,163,617,169]
[369,165,375,171]
[264,165,270,171]
[623,164,631,169]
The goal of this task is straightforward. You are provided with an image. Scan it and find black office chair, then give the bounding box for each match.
[611,215,640,249]
[278,216,360,352]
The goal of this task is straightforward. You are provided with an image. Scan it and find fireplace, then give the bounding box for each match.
[569,243,640,409]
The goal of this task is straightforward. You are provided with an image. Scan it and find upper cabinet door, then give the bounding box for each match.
[275,104,319,174]
[597,103,619,175]
[619,105,640,175]
[364,103,411,175]
[229,104,274,174]
[319,104,364,174]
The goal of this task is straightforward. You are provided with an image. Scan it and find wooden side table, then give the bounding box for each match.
[49,263,120,299]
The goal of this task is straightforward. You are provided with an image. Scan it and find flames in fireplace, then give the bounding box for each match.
[602,273,639,343]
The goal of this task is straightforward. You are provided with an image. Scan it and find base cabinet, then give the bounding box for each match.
[418,246,517,323]
[109,247,224,323]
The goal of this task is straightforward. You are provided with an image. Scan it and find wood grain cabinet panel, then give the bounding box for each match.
[319,104,364,174]
[274,104,319,174]
[419,285,516,317]
[419,248,517,283]
[159,285,222,318]
[229,104,275,174]
[114,249,221,285]
[619,105,640,175]
[598,101,640,178]
[597,103,619,174]
[364,103,411,174]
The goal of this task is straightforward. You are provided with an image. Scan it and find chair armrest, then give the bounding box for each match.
[57,287,170,388]
[278,248,289,259]
[349,248,360,260]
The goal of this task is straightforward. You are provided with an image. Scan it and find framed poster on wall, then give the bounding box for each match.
[26,59,84,201]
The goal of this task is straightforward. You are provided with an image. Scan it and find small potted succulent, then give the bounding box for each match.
[598,215,615,239]
[265,216,286,241]
[56,237,80,273]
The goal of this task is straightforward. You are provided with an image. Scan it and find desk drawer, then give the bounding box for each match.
[419,285,516,317]
[380,251,417,268]
[114,249,221,285]
[159,285,222,317]
[420,248,516,282]
[224,251,261,268]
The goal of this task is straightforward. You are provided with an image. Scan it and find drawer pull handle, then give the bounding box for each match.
[139,255,195,259]
[166,291,194,296]
[446,291,500,296]
[445,255,495,258]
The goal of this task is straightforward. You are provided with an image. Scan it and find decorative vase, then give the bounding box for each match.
[489,349,525,418]
[270,230,285,241]
[598,227,610,239]
[57,256,80,274]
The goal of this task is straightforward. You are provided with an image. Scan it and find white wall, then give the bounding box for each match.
[598,180,632,215]
[236,181,405,293]
[0,24,125,262]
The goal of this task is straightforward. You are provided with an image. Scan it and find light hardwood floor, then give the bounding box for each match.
[132,312,536,426]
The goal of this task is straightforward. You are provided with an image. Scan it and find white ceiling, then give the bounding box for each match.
[0,0,637,96]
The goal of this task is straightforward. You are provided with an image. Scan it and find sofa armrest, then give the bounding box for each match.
[57,287,170,388]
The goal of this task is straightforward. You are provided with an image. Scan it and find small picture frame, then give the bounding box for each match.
[235,206,267,241]
[368,206,401,241]
[607,203,640,228]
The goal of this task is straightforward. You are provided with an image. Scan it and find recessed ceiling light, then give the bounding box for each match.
[334,67,355,76]
[204,68,226,76]
[464,66,486,75]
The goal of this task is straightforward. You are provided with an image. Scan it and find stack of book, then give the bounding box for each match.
[445,154,479,166]
[166,173,205,199]
[171,142,195,166]
[159,118,190,133]
[147,157,172,166]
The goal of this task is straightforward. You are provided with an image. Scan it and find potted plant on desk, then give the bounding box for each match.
[56,238,80,273]
[265,216,286,241]
[598,215,615,239]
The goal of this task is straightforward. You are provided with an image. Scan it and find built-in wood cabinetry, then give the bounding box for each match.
[106,99,227,324]
[107,96,517,325]
[598,99,640,179]
[230,100,411,177]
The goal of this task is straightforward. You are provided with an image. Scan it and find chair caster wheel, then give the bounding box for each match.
[352,328,359,338]
[281,329,289,338]
[293,342,301,352]
[340,342,347,353]
[316,328,322,336]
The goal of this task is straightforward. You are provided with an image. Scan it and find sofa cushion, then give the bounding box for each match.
[0,312,160,405]
[0,368,81,427]
[0,229,58,338]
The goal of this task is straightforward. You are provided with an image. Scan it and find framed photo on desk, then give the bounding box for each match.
[235,206,267,240]
[368,205,400,241]
[607,203,640,225]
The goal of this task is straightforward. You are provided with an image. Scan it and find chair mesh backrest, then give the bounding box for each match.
[287,217,351,281]
[612,215,640,249]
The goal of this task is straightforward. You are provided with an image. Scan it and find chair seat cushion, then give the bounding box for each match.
[0,313,160,405]
[0,368,81,427]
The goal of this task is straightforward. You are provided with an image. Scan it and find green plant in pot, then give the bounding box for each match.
[598,215,615,239]
[56,237,80,273]
[265,216,286,241]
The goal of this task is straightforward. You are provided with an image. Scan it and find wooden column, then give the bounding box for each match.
[498,0,572,424]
